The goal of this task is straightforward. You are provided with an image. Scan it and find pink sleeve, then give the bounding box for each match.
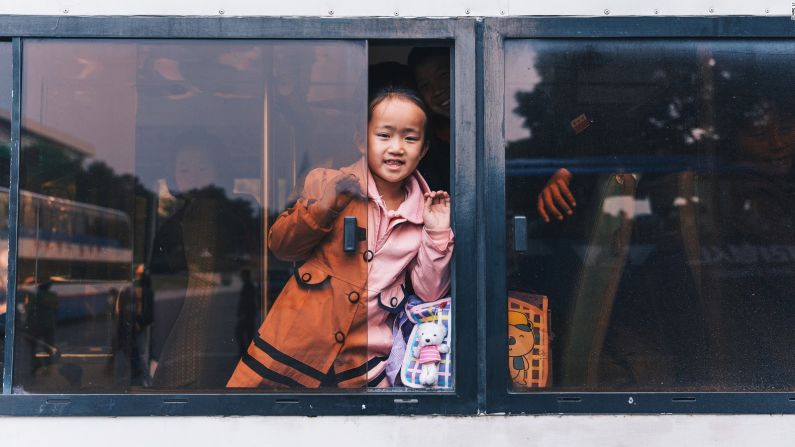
[409,227,454,302]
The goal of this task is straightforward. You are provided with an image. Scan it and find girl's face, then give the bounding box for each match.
[175,147,217,192]
[367,96,429,187]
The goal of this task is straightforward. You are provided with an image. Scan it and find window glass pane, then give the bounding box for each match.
[14,40,366,392]
[0,42,11,377]
[505,40,795,391]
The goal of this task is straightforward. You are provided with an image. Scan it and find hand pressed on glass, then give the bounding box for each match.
[315,173,363,226]
[537,167,576,223]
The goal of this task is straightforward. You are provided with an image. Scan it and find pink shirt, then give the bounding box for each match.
[356,160,454,360]
[418,345,442,364]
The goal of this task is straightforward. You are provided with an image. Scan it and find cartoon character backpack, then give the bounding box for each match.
[508,291,550,389]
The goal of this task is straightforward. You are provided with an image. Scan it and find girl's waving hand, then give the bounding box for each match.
[423,190,451,230]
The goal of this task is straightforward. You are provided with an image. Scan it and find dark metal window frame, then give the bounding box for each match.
[0,16,477,416]
[482,16,795,414]
[3,14,793,417]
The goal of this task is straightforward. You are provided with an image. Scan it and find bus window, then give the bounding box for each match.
[363,44,455,390]
[14,39,366,393]
[0,42,11,379]
[505,40,795,392]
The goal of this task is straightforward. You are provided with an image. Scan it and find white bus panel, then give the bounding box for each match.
[0,0,787,17]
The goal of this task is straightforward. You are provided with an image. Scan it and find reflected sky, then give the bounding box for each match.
[22,40,365,205]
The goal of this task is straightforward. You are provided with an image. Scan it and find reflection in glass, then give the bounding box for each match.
[14,40,366,392]
[0,42,11,377]
[505,40,795,391]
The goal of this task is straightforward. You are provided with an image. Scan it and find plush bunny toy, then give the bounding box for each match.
[413,320,449,386]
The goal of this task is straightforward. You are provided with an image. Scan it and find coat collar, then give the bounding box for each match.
[340,158,430,225]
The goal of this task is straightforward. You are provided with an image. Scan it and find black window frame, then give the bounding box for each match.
[0,16,478,416]
[482,16,795,415]
[2,14,794,417]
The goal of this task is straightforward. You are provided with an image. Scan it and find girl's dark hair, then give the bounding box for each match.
[368,86,433,141]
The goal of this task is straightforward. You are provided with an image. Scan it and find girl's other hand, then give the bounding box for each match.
[423,190,451,230]
[317,173,363,214]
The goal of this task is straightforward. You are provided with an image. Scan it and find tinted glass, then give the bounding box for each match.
[14,40,366,392]
[0,42,11,378]
[505,40,795,391]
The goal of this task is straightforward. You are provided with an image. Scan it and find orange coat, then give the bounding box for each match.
[227,160,453,388]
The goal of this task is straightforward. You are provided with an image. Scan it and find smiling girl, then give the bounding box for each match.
[227,87,453,388]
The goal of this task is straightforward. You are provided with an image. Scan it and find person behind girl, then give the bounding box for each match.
[227,87,453,388]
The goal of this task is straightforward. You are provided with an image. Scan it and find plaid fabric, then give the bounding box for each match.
[399,297,453,389]
[508,291,550,389]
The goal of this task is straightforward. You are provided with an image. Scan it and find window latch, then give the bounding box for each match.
[343,216,357,252]
[513,215,527,252]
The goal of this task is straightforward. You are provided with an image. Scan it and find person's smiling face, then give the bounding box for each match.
[367,96,429,188]
[413,56,450,119]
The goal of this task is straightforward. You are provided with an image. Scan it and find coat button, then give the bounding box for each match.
[390,297,399,307]
[334,331,345,343]
[347,291,360,303]
[301,272,312,282]
[363,250,374,262]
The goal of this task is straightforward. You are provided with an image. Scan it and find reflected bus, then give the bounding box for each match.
[0,188,133,390]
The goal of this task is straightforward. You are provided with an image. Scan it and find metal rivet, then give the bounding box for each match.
[500,10,505,15]
[328,9,334,16]
[218,9,225,14]
[465,8,471,14]
[335,331,345,343]
[63,9,69,13]
[765,8,770,13]
[628,396,635,404]
[604,9,610,15]
[654,9,659,14]
[394,10,399,16]
[709,7,714,13]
